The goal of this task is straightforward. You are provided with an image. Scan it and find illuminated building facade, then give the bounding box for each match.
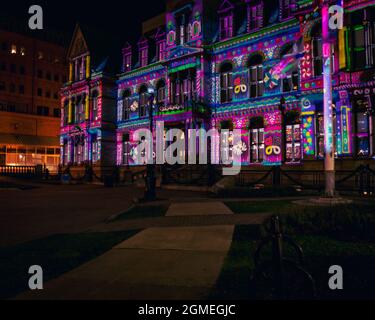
[62,0,375,179]
[0,25,67,171]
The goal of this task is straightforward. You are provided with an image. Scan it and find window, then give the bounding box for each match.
[124,54,132,72]
[317,114,325,158]
[37,88,43,97]
[0,62,5,71]
[10,64,16,73]
[220,15,233,40]
[74,139,84,164]
[249,117,264,163]
[0,81,6,91]
[19,85,25,94]
[122,90,131,121]
[19,66,25,75]
[46,91,51,98]
[1,42,7,51]
[37,106,49,116]
[157,80,166,107]
[63,140,69,165]
[220,63,233,103]
[158,41,166,61]
[140,48,148,67]
[311,25,323,77]
[53,108,60,118]
[122,134,131,165]
[9,83,16,93]
[63,100,69,126]
[280,0,296,20]
[283,72,299,92]
[54,93,59,100]
[349,8,375,69]
[75,97,85,123]
[92,91,99,121]
[92,136,99,163]
[354,98,372,157]
[11,44,17,54]
[37,69,43,78]
[285,112,302,162]
[37,51,44,60]
[139,86,148,117]
[248,55,264,98]
[20,47,26,56]
[54,74,59,82]
[46,72,52,81]
[248,3,263,31]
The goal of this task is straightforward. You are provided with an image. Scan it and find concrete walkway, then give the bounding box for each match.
[16,202,234,300]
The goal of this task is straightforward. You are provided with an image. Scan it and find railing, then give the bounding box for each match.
[236,165,375,194]
[0,165,38,177]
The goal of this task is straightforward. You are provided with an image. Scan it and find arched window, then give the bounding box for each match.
[248,54,264,98]
[122,133,131,165]
[280,44,299,92]
[311,24,323,77]
[156,80,166,107]
[285,111,301,162]
[220,63,233,103]
[249,117,264,163]
[122,90,131,121]
[91,90,99,121]
[139,85,148,117]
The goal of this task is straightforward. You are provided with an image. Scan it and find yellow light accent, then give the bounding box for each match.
[339,28,346,70]
[68,99,73,123]
[85,96,90,120]
[69,63,73,82]
[86,55,91,78]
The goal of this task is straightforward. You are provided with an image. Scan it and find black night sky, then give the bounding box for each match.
[2,0,166,46]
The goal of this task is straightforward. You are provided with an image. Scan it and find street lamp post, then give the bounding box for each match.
[322,1,335,197]
[144,88,156,201]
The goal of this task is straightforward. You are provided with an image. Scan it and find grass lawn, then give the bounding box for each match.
[224,200,294,214]
[0,230,139,299]
[113,204,170,221]
[210,225,375,300]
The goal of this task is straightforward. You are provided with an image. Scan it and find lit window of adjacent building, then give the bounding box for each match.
[20,47,26,56]
[248,54,264,98]
[37,51,44,60]
[220,63,233,103]
[37,106,49,116]
[11,44,17,54]
[249,117,264,164]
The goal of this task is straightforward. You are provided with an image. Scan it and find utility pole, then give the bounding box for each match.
[322,0,335,197]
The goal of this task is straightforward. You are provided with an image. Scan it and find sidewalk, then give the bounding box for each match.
[16,202,235,300]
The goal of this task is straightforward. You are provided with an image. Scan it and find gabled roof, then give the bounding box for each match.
[66,23,123,75]
[218,0,235,13]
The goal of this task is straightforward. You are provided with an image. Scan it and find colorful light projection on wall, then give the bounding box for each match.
[263,111,282,166]
[302,116,315,156]
[336,105,352,155]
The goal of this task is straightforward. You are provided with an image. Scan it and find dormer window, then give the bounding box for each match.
[280,0,296,21]
[247,1,263,31]
[122,44,132,72]
[220,15,233,40]
[140,47,148,67]
[157,41,166,61]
